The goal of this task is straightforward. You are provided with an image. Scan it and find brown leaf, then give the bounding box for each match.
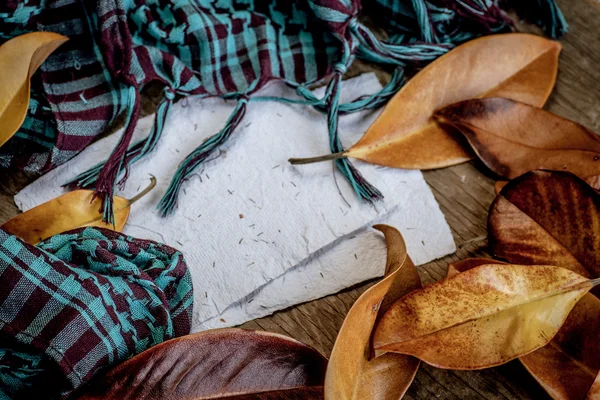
[2,177,155,244]
[373,263,598,370]
[340,34,560,169]
[325,225,421,399]
[0,32,68,148]
[77,328,327,400]
[489,170,600,279]
[446,258,600,399]
[434,98,600,183]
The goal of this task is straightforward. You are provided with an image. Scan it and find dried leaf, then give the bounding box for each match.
[435,98,600,183]
[77,328,327,400]
[325,225,421,400]
[447,258,600,400]
[0,32,68,148]
[373,263,599,369]
[489,170,600,279]
[302,33,560,169]
[2,177,156,244]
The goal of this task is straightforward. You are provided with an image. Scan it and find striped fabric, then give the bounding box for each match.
[0,227,194,399]
[0,0,567,218]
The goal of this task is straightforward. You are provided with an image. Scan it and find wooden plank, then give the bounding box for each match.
[0,0,598,397]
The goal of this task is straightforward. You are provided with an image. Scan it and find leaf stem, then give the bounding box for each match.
[127,175,157,205]
[288,152,347,165]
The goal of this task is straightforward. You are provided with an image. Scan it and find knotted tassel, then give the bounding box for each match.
[326,62,383,202]
[65,89,175,193]
[349,21,450,66]
[157,97,248,217]
[412,0,438,42]
[65,85,141,224]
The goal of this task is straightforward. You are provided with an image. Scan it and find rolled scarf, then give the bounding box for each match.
[0,0,567,220]
[0,227,194,399]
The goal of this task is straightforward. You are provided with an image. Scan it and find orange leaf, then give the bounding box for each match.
[435,98,600,184]
[0,32,68,148]
[77,329,327,399]
[291,34,561,168]
[2,177,155,244]
[325,225,421,399]
[489,170,600,279]
[373,263,598,370]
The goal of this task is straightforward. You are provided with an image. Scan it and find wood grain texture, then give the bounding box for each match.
[0,0,598,398]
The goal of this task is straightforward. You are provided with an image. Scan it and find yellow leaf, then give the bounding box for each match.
[373,264,599,370]
[325,225,421,399]
[2,177,156,245]
[0,32,68,148]
[446,258,600,399]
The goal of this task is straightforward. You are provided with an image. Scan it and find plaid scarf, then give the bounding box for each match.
[0,227,194,399]
[0,0,567,220]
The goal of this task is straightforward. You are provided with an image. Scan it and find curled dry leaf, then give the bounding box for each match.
[325,225,422,400]
[373,263,599,370]
[2,176,156,245]
[489,170,600,279]
[290,33,560,168]
[77,328,327,400]
[447,258,600,400]
[434,98,600,185]
[0,32,68,147]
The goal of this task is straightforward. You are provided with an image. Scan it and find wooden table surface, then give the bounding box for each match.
[1,0,599,398]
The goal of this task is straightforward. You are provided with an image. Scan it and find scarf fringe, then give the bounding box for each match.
[61,0,567,221]
[350,21,450,66]
[65,90,173,223]
[157,97,248,217]
[96,86,141,223]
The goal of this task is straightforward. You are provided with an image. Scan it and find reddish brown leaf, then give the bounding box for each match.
[434,98,600,184]
[325,225,421,400]
[77,329,326,400]
[373,263,598,370]
[489,170,600,279]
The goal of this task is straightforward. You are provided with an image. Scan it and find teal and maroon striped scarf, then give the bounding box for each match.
[0,0,567,220]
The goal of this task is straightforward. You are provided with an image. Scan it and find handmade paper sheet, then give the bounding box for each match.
[15,73,455,330]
